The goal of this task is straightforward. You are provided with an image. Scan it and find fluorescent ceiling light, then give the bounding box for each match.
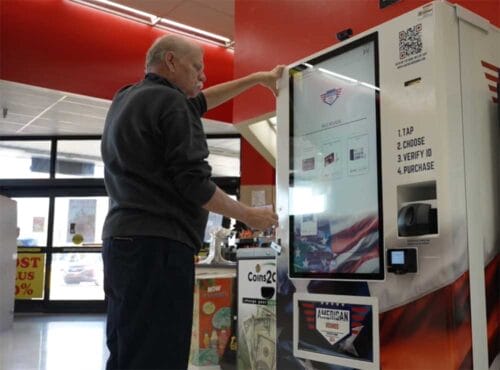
[318,68,357,83]
[318,67,380,91]
[360,81,380,91]
[69,0,233,48]
[71,0,158,24]
[158,18,231,45]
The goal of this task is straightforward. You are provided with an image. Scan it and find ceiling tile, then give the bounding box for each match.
[16,124,59,135]
[53,101,109,119]
[203,118,237,134]
[64,96,111,110]
[0,121,25,135]
[0,80,236,138]
[1,89,62,111]
[2,102,51,118]
[1,112,32,125]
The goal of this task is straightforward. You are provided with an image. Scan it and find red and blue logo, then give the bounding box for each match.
[321,88,342,106]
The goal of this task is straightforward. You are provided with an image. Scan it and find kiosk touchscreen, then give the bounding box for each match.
[288,33,384,280]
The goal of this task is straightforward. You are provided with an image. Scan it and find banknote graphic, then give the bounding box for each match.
[255,334,276,370]
[240,308,277,370]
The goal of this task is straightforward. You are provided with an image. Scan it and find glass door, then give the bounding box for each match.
[13,192,108,313]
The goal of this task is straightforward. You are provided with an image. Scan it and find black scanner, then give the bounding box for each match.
[398,202,437,236]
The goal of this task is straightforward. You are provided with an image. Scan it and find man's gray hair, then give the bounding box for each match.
[145,35,195,72]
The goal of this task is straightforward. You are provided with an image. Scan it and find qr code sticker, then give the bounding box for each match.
[399,24,423,60]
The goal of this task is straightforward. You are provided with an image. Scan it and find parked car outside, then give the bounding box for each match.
[63,255,99,285]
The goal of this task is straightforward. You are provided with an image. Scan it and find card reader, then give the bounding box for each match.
[387,248,417,274]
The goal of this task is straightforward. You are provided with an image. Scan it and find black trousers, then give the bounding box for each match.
[102,236,195,370]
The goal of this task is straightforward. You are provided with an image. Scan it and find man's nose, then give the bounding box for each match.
[200,73,206,82]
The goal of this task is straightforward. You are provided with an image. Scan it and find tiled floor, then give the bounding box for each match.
[0,314,108,370]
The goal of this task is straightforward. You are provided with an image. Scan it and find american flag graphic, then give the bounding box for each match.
[481,60,499,104]
[298,300,373,361]
[293,214,379,274]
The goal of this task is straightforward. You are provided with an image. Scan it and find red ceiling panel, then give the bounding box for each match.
[0,0,234,122]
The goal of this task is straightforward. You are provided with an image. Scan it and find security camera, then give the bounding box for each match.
[336,28,353,42]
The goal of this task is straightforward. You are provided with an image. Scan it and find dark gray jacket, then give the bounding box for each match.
[101,73,216,251]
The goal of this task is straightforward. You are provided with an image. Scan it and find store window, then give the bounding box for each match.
[14,197,50,247]
[56,140,104,178]
[0,141,51,179]
[49,252,104,301]
[207,138,240,177]
[1,136,240,312]
[52,196,109,247]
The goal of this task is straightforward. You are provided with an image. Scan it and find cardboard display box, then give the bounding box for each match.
[189,269,236,370]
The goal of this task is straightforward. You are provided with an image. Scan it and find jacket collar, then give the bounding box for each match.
[145,73,184,94]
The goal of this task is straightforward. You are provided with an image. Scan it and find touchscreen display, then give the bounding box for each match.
[289,33,383,280]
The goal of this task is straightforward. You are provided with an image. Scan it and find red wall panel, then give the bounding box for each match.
[0,0,234,122]
[234,0,500,185]
[241,138,275,185]
[234,0,499,124]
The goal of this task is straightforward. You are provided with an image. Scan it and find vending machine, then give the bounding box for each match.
[237,248,277,370]
[275,1,499,369]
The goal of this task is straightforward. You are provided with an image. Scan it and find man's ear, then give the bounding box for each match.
[164,51,175,72]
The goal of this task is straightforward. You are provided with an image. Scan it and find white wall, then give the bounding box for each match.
[0,196,17,331]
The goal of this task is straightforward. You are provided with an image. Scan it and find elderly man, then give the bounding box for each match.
[101,34,283,370]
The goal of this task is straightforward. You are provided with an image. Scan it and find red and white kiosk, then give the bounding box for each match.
[275,2,499,369]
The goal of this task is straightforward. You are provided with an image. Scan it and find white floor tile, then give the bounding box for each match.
[0,314,108,370]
